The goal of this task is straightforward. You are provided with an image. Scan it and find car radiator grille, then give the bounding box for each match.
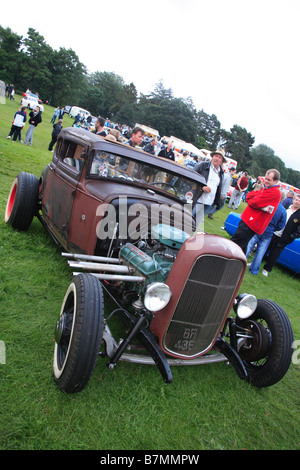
[163,255,244,357]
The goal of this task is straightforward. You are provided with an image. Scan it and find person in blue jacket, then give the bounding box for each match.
[263,194,300,276]
[282,190,294,209]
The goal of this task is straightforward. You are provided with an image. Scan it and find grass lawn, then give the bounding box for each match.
[0,96,299,450]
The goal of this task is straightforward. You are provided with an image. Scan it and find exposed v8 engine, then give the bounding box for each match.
[120,224,190,288]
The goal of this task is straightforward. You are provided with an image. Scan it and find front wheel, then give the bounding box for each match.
[53,273,104,393]
[5,172,39,231]
[238,299,293,387]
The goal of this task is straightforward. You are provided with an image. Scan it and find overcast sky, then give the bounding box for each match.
[2,0,300,172]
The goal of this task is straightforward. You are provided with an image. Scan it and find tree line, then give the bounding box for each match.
[1,25,299,187]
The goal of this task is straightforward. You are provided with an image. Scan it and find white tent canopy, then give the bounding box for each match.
[135,123,160,138]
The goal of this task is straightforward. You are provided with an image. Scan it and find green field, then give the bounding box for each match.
[0,96,299,450]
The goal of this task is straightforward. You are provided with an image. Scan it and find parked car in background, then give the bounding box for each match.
[63,105,71,114]
[20,93,44,112]
[69,106,90,119]
[22,91,43,104]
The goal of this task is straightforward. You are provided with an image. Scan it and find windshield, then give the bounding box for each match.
[90,150,199,203]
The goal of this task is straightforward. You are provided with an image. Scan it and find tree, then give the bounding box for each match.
[194,135,209,150]
[20,28,53,98]
[249,144,300,186]
[114,102,139,127]
[84,71,126,118]
[110,82,138,116]
[286,168,300,188]
[136,96,197,142]
[196,109,221,150]
[221,124,255,169]
[148,79,173,101]
[79,88,104,116]
[136,80,197,142]
[0,27,87,105]
[0,26,23,85]
[249,144,276,177]
[48,47,87,106]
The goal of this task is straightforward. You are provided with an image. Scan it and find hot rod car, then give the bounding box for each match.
[4,128,294,393]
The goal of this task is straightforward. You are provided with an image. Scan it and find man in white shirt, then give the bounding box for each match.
[207,167,236,219]
[192,148,226,226]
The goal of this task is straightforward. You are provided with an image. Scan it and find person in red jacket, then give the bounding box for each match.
[230,169,281,253]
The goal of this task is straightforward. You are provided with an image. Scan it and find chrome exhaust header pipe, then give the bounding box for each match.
[62,252,121,264]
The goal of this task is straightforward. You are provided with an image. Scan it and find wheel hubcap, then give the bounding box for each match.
[54,307,73,346]
[239,320,270,362]
[54,315,66,345]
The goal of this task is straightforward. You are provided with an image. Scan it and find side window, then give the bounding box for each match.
[59,140,86,173]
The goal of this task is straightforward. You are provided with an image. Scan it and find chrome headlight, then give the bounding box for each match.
[233,294,257,319]
[144,282,171,312]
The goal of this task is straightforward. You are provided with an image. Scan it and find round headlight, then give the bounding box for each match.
[144,282,171,312]
[234,294,257,319]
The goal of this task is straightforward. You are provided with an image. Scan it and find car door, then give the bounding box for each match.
[42,137,87,249]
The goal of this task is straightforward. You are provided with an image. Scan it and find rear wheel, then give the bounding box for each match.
[238,299,293,387]
[53,273,104,393]
[5,172,39,230]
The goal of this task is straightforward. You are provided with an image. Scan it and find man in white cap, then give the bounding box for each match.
[193,148,226,226]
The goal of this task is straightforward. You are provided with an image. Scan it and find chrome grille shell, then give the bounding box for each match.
[150,233,247,359]
[163,255,244,357]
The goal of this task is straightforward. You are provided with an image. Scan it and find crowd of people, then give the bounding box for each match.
[231,170,300,276]
[188,146,300,277]
[5,101,300,276]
